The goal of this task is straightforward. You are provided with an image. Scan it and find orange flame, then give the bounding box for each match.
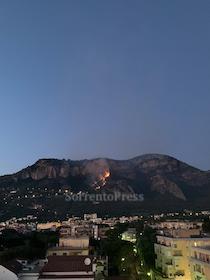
[104,171,110,178]
[98,170,110,182]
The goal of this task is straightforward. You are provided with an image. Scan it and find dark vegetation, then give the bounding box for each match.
[0,229,58,262]
[202,217,210,233]
[93,221,156,280]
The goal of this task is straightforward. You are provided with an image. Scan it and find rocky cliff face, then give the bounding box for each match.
[0,154,210,217]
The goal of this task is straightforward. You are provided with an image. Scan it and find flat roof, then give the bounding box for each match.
[41,256,94,273]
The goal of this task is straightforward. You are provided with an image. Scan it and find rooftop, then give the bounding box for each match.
[0,260,22,275]
[48,246,89,251]
[41,256,94,273]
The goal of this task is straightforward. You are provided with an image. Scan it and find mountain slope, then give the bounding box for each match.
[0,154,210,219]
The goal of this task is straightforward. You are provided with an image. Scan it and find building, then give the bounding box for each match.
[93,224,99,240]
[157,228,201,238]
[59,235,89,248]
[98,224,110,240]
[60,224,93,238]
[190,246,210,280]
[18,259,47,280]
[39,256,96,280]
[121,228,136,243]
[37,222,61,231]
[59,226,71,237]
[95,256,108,278]
[0,260,21,280]
[84,213,97,222]
[0,265,18,280]
[47,236,90,256]
[154,231,210,280]
[151,220,202,231]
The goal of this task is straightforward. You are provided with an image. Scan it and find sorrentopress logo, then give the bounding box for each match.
[64,192,144,202]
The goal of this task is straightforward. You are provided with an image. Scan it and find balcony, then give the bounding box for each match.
[174,271,185,277]
[173,251,183,257]
[190,257,210,268]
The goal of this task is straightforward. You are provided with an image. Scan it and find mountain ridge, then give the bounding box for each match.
[0,154,210,219]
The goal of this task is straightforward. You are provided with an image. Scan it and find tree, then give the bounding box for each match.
[202,217,210,233]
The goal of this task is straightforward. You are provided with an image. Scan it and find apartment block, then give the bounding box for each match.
[190,246,210,280]
[154,230,210,280]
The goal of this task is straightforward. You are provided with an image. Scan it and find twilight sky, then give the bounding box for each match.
[0,0,210,175]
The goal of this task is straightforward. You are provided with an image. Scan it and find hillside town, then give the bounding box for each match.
[0,211,210,279]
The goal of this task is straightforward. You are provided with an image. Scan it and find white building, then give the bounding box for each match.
[155,233,210,280]
[47,235,90,256]
[59,235,89,248]
[0,265,18,280]
[190,246,210,280]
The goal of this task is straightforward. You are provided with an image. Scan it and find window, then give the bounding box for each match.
[174,250,182,256]
[195,264,201,273]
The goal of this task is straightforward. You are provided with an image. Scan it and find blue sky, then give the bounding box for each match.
[0,0,210,174]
